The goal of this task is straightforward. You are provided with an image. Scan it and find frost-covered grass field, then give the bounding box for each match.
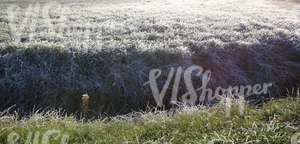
[0,0,299,116]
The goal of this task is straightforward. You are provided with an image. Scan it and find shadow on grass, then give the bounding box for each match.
[0,42,184,117]
[0,32,299,117]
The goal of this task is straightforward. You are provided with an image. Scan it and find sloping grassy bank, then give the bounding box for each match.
[0,0,299,115]
[0,97,299,143]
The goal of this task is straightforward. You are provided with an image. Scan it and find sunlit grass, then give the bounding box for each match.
[0,0,299,116]
[0,97,299,143]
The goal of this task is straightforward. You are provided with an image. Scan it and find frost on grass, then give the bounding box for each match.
[0,0,299,115]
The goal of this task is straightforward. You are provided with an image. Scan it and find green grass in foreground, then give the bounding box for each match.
[0,97,299,144]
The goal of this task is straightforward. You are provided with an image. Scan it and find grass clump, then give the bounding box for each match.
[0,97,299,143]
